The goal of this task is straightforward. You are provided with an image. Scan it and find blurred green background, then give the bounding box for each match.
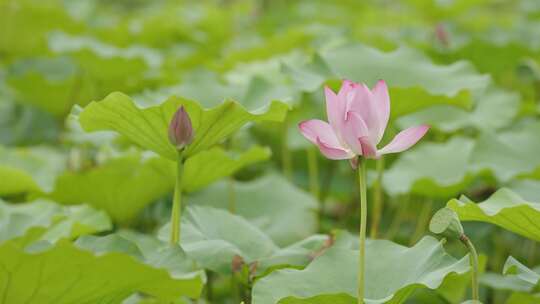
[1,0,540,303]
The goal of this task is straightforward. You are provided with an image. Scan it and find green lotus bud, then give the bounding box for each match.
[429,207,465,240]
[168,106,194,150]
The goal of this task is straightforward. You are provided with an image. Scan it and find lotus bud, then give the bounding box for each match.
[168,106,194,150]
[429,207,464,240]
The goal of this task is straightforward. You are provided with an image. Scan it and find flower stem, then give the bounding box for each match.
[461,234,479,301]
[370,157,384,239]
[357,158,367,304]
[170,151,185,245]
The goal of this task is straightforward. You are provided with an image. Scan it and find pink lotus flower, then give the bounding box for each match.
[299,79,429,164]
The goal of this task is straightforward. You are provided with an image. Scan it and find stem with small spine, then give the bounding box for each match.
[357,158,367,304]
[170,151,185,245]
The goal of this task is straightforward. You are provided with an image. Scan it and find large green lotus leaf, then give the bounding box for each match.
[256,234,329,276]
[0,145,66,196]
[48,31,162,69]
[63,105,117,147]
[271,44,489,116]
[109,230,205,274]
[481,272,532,293]
[294,231,479,304]
[505,292,540,304]
[496,256,540,303]
[76,232,205,285]
[79,92,288,160]
[242,76,298,109]
[224,52,317,108]
[435,254,488,304]
[134,70,244,109]
[437,36,540,90]
[396,87,520,132]
[383,137,475,198]
[48,153,175,224]
[503,257,540,292]
[220,30,313,72]
[183,146,271,193]
[0,199,111,244]
[447,189,540,241]
[384,122,540,197]
[470,122,540,182]
[159,206,326,275]
[508,179,540,202]
[0,0,82,56]
[48,147,270,223]
[281,53,334,93]
[6,57,95,117]
[0,97,60,146]
[320,44,490,117]
[252,236,470,304]
[47,32,160,95]
[188,173,318,246]
[0,235,204,303]
[159,205,277,275]
[481,257,540,295]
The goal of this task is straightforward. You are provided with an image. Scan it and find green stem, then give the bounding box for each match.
[370,157,384,239]
[170,151,185,245]
[357,159,367,304]
[461,235,479,302]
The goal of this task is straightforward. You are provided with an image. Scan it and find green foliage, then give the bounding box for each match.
[2,0,540,303]
[448,189,540,241]
[183,146,271,193]
[79,92,288,160]
[503,256,540,292]
[47,148,270,223]
[0,237,203,303]
[48,153,175,224]
[252,236,470,304]
[321,44,490,117]
[397,87,520,132]
[159,205,326,275]
[383,137,475,197]
[385,122,540,197]
[0,199,111,243]
[0,146,66,196]
[188,174,318,246]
